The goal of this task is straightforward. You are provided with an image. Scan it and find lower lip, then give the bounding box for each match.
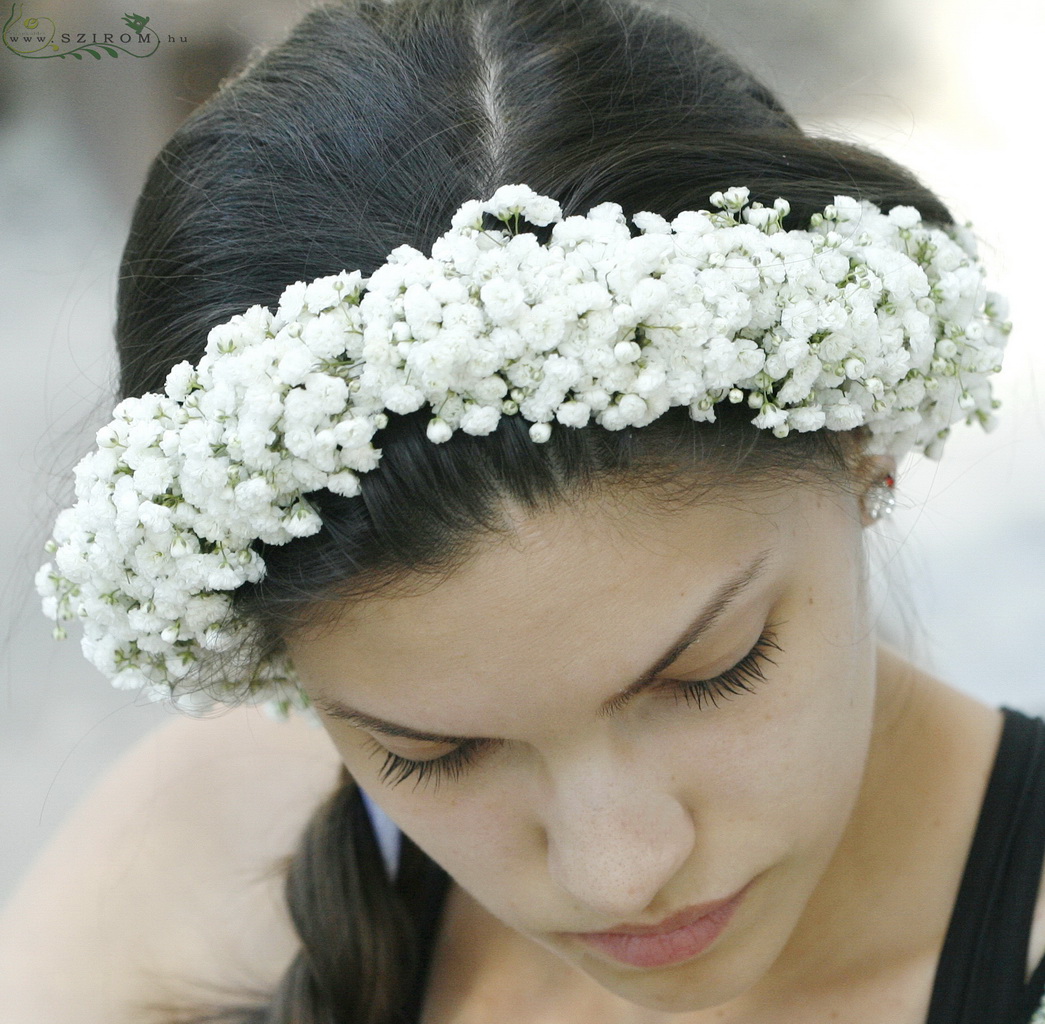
[571,888,747,969]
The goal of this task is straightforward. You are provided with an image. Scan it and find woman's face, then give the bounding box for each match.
[287,480,878,1011]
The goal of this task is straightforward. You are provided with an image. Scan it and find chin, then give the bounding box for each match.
[577,952,763,1015]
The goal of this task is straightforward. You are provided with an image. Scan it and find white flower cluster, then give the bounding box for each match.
[36,183,1010,712]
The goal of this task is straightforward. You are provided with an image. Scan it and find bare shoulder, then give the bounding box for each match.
[0,704,344,1023]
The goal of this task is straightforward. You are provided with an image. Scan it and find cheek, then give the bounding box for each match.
[662,620,876,874]
[326,735,532,893]
[388,790,544,922]
[754,558,876,822]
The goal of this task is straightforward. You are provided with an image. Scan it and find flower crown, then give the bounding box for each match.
[36,184,1010,715]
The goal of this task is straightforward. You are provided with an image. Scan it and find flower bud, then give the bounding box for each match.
[426,418,453,444]
[614,341,642,364]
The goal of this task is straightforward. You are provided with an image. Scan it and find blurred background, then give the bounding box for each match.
[1,0,1042,905]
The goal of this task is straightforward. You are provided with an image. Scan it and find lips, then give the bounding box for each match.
[567,884,748,969]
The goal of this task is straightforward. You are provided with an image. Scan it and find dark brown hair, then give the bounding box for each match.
[118,0,954,1018]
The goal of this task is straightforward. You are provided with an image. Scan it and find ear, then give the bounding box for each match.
[854,454,898,528]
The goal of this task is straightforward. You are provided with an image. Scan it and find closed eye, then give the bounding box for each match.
[365,626,781,791]
[364,733,496,790]
[670,626,780,709]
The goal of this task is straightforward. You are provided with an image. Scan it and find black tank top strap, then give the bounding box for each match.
[926,707,1045,1024]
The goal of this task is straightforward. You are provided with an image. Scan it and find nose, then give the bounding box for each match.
[544,770,696,920]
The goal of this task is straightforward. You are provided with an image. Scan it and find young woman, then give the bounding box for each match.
[0,0,1038,1022]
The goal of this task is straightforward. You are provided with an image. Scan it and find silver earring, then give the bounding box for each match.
[865,476,897,521]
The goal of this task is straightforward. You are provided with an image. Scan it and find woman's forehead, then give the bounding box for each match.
[287,489,852,718]
[300,489,789,636]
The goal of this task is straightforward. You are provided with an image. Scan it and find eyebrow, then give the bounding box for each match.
[310,548,773,743]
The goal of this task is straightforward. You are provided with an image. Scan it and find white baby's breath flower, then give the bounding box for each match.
[37,185,1009,711]
[787,405,827,432]
[426,417,453,443]
[276,280,309,323]
[164,361,196,401]
[459,404,502,435]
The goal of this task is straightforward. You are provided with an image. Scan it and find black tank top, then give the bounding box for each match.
[391,706,1045,1023]
[926,707,1045,1023]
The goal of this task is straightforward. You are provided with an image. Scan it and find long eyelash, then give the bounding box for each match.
[675,627,781,711]
[371,628,782,789]
[368,737,489,791]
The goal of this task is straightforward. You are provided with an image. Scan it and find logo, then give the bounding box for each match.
[2,3,185,60]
